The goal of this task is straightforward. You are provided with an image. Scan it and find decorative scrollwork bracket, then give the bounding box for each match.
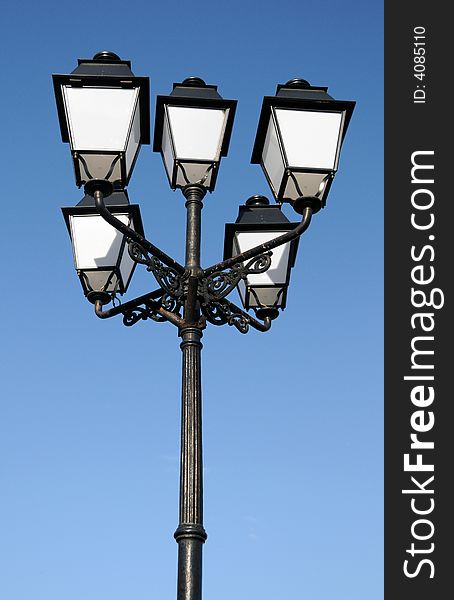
[128,241,188,301]
[199,252,272,305]
[127,242,274,333]
[201,298,272,334]
[122,293,183,327]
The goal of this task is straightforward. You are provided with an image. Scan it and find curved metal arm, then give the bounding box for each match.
[94,190,185,274]
[94,289,185,328]
[93,289,164,319]
[224,300,272,332]
[203,206,313,277]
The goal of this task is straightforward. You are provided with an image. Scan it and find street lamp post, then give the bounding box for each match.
[53,52,355,600]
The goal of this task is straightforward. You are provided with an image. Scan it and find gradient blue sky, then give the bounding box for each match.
[0,1,383,599]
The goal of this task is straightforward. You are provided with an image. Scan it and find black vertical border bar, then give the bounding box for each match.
[385,2,450,598]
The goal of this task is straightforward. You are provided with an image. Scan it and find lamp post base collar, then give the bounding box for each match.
[174,524,208,543]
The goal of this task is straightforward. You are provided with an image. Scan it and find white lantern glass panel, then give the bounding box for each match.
[125,99,141,175]
[162,115,176,184]
[237,278,286,308]
[234,231,291,308]
[63,86,139,151]
[77,153,123,182]
[283,171,331,200]
[82,270,120,294]
[235,231,290,284]
[174,163,215,188]
[167,106,227,160]
[69,213,131,269]
[275,108,344,170]
[119,224,136,286]
[262,116,285,197]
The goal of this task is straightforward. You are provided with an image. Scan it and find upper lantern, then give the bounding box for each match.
[53,51,150,189]
[251,79,355,208]
[153,78,237,192]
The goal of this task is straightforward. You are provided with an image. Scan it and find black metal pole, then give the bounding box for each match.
[175,185,207,600]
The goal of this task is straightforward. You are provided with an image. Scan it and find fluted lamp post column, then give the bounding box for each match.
[153,77,237,599]
[53,54,355,600]
[174,183,207,600]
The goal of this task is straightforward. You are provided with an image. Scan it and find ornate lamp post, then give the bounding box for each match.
[53,53,355,600]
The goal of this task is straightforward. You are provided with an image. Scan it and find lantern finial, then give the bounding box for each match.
[92,51,122,62]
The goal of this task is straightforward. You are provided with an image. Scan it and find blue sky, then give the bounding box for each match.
[0,1,383,599]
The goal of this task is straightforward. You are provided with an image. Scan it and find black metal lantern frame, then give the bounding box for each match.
[53,53,150,188]
[226,230,297,312]
[55,54,356,600]
[223,199,299,316]
[153,79,237,192]
[62,191,144,304]
[251,80,355,207]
